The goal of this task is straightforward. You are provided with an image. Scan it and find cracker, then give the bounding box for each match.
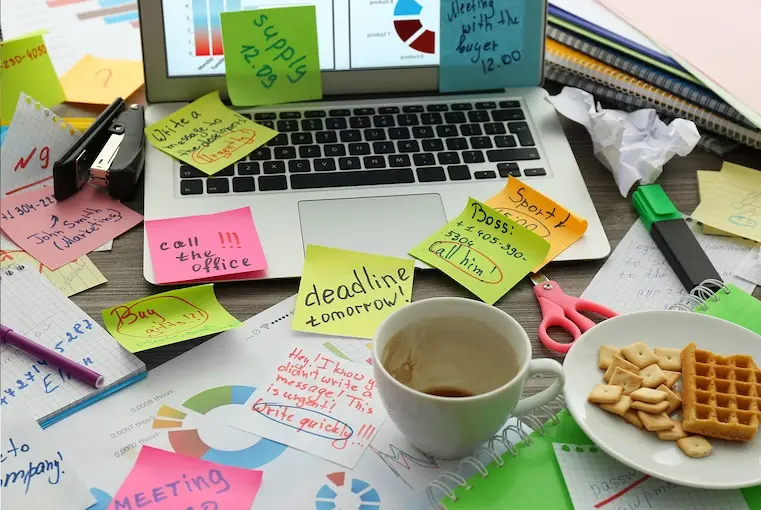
[630,388,667,404]
[599,345,621,370]
[639,364,667,388]
[623,409,644,429]
[600,395,632,417]
[663,370,681,388]
[638,411,675,431]
[588,384,623,404]
[604,355,640,382]
[657,384,682,415]
[654,347,682,371]
[631,400,670,413]
[621,341,660,369]
[608,367,643,395]
[677,436,712,458]
[657,421,688,440]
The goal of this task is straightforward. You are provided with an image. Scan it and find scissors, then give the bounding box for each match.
[530,272,618,354]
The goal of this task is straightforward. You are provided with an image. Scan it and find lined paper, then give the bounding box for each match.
[0,249,106,297]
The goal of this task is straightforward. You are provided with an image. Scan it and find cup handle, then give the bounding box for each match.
[512,358,564,416]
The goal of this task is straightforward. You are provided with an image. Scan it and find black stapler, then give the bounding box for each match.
[53,98,146,201]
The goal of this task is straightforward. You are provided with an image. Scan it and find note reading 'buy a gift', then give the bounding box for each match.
[144,91,277,175]
[409,197,549,304]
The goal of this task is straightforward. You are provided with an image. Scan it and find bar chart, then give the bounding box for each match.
[46,0,140,29]
[192,0,241,56]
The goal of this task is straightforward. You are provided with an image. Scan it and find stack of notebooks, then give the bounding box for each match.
[545,0,761,156]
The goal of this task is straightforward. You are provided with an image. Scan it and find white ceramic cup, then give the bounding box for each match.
[372,297,564,458]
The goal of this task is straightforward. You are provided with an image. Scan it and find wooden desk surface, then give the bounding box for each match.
[67,88,761,397]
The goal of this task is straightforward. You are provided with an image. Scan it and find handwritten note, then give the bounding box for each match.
[292,245,415,339]
[0,409,95,510]
[230,345,387,468]
[144,91,278,175]
[0,185,143,270]
[409,197,549,304]
[0,33,65,122]
[60,55,144,105]
[221,7,322,106]
[0,249,106,297]
[109,446,263,510]
[145,207,267,284]
[439,0,526,92]
[486,177,587,270]
[101,284,242,353]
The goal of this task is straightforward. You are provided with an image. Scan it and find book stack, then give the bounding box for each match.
[545,1,761,156]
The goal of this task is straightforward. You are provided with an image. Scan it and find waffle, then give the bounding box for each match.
[681,343,761,441]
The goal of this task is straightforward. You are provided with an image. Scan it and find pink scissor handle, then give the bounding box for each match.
[536,296,581,353]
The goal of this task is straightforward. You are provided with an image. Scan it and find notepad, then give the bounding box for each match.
[0,264,145,426]
[553,443,749,509]
[693,284,761,337]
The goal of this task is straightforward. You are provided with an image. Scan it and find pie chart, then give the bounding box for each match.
[393,0,435,54]
[315,471,382,510]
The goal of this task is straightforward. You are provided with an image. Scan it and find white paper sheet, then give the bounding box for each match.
[732,245,761,286]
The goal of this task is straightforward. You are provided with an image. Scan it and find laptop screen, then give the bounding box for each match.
[163,0,441,77]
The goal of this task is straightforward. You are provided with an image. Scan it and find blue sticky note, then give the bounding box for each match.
[439,0,543,92]
[0,126,7,147]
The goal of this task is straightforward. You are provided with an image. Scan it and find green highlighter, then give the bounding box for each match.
[632,184,721,292]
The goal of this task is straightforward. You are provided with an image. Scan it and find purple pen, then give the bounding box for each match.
[0,324,104,389]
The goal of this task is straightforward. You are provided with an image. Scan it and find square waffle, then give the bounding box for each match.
[682,343,761,441]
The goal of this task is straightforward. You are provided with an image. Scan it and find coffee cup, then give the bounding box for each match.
[372,297,564,458]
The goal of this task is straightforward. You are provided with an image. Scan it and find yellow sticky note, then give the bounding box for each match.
[144,91,278,175]
[486,177,588,271]
[696,171,736,237]
[60,55,144,105]
[409,198,550,305]
[0,249,106,297]
[293,245,415,339]
[101,284,242,352]
[0,33,65,122]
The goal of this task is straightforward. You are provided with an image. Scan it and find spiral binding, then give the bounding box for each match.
[0,263,27,281]
[425,396,567,509]
[667,278,731,312]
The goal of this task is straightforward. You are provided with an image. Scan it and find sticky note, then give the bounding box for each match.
[409,197,550,304]
[144,91,278,175]
[292,245,415,339]
[145,207,267,284]
[0,33,65,122]
[696,171,735,237]
[486,177,588,271]
[0,185,143,270]
[439,0,527,92]
[60,55,144,105]
[101,284,242,352]
[1,409,96,510]
[0,249,106,297]
[221,7,322,106]
[230,344,387,468]
[109,446,263,510]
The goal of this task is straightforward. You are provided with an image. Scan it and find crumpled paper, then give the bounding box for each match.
[546,87,700,197]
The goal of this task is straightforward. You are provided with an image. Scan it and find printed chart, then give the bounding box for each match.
[46,0,140,29]
[315,471,382,510]
[320,339,373,366]
[393,0,435,54]
[191,0,240,57]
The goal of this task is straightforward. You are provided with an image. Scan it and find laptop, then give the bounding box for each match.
[138,0,610,284]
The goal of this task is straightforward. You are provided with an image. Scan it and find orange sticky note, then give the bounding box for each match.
[486,177,588,271]
[60,55,144,105]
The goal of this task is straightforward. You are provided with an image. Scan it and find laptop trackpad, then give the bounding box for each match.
[298,194,447,259]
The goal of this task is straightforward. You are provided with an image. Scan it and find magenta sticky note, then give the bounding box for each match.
[145,207,267,284]
[0,185,143,270]
[108,446,263,510]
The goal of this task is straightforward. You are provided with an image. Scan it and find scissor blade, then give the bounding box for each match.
[529,272,549,286]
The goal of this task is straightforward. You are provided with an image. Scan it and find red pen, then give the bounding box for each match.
[0,324,104,389]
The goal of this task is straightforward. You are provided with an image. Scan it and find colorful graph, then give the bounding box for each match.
[393,0,435,54]
[315,472,381,510]
[152,385,288,469]
[321,340,373,366]
[192,0,241,57]
[45,0,140,29]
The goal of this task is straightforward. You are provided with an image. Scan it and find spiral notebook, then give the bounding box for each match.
[670,281,761,337]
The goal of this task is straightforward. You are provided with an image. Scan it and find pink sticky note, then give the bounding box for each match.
[0,185,143,270]
[109,446,263,510]
[145,207,267,284]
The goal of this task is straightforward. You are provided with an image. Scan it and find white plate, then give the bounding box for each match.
[563,310,761,489]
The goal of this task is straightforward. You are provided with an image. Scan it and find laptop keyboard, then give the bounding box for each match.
[178,100,546,196]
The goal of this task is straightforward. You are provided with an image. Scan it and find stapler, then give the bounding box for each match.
[53,98,146,201]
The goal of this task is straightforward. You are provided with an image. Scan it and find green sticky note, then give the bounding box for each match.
[220,7,322,107]
[695,284,761,336]
[0,33,65,122]
[409,197,550,305]
[102,284,242,352]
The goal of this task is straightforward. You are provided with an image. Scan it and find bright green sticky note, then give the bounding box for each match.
[102,284,242,352]
[409,198,550,305]
[0,33,65,122]
[220,7,322,107]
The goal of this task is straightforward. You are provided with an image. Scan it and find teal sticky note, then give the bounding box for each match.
[439,0,543,92]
